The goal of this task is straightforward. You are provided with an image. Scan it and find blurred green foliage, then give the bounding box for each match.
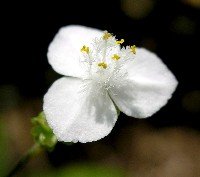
[0,119,9,177]
[31,112,57,151]
[0,85,20,113]
[29,163,124,177]
[121,0,154,19]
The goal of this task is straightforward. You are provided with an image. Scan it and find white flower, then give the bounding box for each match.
[43,25,178,143]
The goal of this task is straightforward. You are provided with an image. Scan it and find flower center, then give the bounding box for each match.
[80,31,136,95]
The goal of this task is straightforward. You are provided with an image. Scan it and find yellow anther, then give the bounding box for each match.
[116,39,124,45]
[98,62,108,69]
[103,31,112,40]
[81,45,89,54]
[130,45,136,54]
[112,54,120,60]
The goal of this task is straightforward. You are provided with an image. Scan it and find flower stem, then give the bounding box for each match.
[5,143,42,177]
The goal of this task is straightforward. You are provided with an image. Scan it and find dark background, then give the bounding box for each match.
[0,0,200,176]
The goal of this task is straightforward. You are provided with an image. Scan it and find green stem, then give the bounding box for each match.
[5,143,41,177]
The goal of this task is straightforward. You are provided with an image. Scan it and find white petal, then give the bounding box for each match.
[43,77,117,143]
[47,25,103,78]
[110,48,178,118]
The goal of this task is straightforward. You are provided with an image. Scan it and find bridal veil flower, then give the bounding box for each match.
[43,25,178,143]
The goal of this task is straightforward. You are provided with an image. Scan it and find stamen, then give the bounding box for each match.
[103,31,112,40]
[98,62,108,69]
[130,45,136,54]
[116,39,124,45]
[112,54,120,60]
[79,31,131,94]
[81,45,89,54]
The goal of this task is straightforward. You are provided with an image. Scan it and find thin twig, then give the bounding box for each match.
[5,143,41,177]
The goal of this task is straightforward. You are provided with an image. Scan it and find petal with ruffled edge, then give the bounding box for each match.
[43,77,117,143]
[47,25,103,78]
[110,48,178,118]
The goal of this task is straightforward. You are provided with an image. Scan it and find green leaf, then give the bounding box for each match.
[58,164,125,177]
[31,112,57,151]
[0,119,9,177]
[28,163,125,177]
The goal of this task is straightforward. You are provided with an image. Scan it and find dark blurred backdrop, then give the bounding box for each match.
[0,0,200,177]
